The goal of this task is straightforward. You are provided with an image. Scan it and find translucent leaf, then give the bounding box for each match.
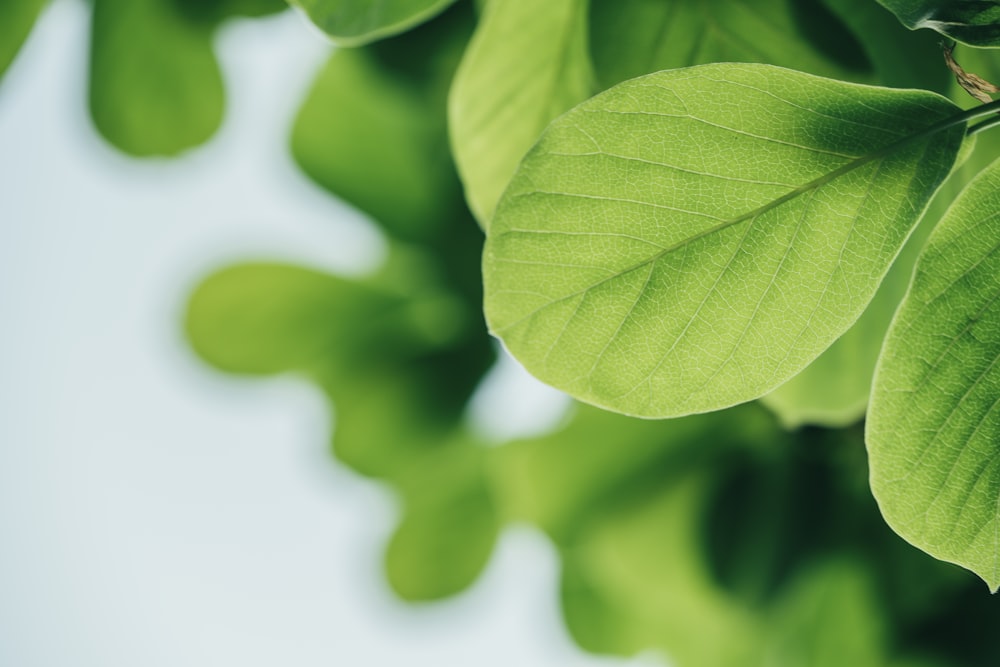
[484,63,965,418]
[449,0,593,225]
[289,0,458,45]
[868,156,1000,591]
[876,0,1000,47]
[89,0,224,156]
[0,0,46,83]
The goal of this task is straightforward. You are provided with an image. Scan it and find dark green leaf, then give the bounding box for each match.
[876,0,1000,47]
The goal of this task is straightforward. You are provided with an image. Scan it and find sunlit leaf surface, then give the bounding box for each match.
[868,157,1000,592]
[90,0,225,156]
[484,64,964,418]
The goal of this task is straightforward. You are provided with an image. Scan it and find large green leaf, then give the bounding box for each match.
[876,0,1000,47]
[449,0,594,225]
[0,0,46,83]
[89,0,224,156]
[867,157,1000,591]
[588,0,868,90]
[289,0,458,45]
[484,63,965,419]
[760,183,942,428]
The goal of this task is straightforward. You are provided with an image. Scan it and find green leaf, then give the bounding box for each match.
[484,63,965,419]
[0,0,46,82]
[867,156,1000,591]
[876,0,1000,47]
[588,0,868,90]
[89,0,224,156]
[289,0,458,45]
[449,0,594,225]
[760,184,943,428]
[291,4,472,242]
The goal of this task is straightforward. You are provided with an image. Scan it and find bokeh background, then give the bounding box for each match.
[0,3,640,665]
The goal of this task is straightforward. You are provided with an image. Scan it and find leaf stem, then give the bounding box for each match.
[967,113,1000,137]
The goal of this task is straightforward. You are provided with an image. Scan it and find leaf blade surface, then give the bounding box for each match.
[868,156,1000,590]
[290,0,458,45]
[484,64,964,418]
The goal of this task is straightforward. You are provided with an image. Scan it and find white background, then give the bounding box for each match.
[0,3,655,665]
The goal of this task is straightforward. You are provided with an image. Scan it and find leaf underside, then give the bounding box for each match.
[868,157,1000,592]
[484,63,964,419]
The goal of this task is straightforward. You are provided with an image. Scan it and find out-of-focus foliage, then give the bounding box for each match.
[1,0,284,155]
[185,3,1000,665]
[288,0,459,46]
[0,0,47,83]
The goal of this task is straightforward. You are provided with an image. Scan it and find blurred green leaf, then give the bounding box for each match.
[289,0,459,45]
[449,0,594,225]
[291,3,473,242]
[765,559,887,667]
[89,0,224,156]
[0,0,46,83]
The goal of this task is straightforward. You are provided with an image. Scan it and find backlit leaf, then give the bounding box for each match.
[868,156,1000,591]
[449,0,594,225]
[876,0,1000,47]
[484,63,965,418]
[289,0,458,45]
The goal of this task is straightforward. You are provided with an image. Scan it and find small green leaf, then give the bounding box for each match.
[289,0,458,45]
[760,185,942,428]
[0,0,46,83]
[876,0,1000,47]
[449,0,594,225]
[89,0,224,156]
[484,63,965,419]
[868,156,1000,591]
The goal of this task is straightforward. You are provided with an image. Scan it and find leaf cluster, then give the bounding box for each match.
[174,1,1000,664]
